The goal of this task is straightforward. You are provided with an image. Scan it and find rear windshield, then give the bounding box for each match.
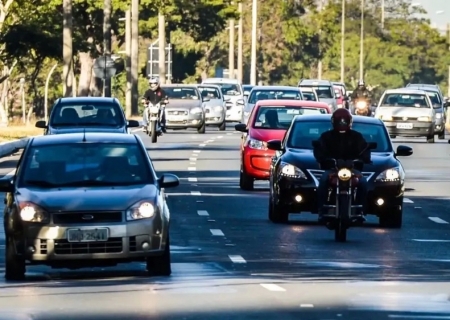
[248,90,302,104]
[299,85,334,99]
[164,87,200,100]
[253,106,328,130]
[381,93,430,108]
[50,103,125,127]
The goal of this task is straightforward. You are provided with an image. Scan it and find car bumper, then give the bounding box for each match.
[22,219,167,263]
[205,111,225,125]
[384,121,434,136]
[243,148,275,180]
[435,117,444,132]
[226,106,243,122]
[166,112,204,129]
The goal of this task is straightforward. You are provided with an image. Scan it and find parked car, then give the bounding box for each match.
[374,88,437,142]
[162,84,207,134]
[0,132,180,280]
[35,97,140,134]
[266,115,413,227]
[334,86,345,108]
[197,84,226,131]
[298,79,338,111]
[235,99,331,190]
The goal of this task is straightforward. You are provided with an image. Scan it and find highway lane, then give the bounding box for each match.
[0,127,450,319]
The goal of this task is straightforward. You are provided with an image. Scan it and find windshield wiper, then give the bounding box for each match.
[24,180,58,187]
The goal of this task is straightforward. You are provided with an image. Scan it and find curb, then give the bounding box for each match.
[0,137,29,158]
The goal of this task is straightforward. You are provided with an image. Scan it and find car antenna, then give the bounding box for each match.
[82,128,86,142]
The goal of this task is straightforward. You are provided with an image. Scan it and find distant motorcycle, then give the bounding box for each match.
[353,99,372,116]
[144,101,165,143]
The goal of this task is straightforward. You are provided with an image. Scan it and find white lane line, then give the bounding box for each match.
[389,315,450,319]
[217,136,223,139]
[205,140,214,143]
[403,198,414,203]
[3,169,16,177]
[412,239,450,242]
[300,304,314,308]
[191,191,201,196]
[199,144,206,147]
[226,133,232,135]
[260,284,286,292]
[191,154,198,157]
[210,229,224,236]
[188,177,198,182]
[189,157,197,161]
[197,210,209,216]
[188,167,196,171]
[131,128,143,132]
[193,150,201,153]
[428,217,449,224]
[229,255,246,263]
[189,162,196,165]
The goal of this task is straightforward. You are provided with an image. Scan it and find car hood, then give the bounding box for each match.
[16,184,157,211]
[48,127,126,134]
[376,106,433,117]
[249,128,287,142]
[204,99,224,108]
[166,100,202,109]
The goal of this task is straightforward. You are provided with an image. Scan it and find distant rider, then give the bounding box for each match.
[350,80,371,103]
[313,108,371,224]
[143,77,168,133]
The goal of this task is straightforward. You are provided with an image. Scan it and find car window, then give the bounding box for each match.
[205,83,241,96]
[50,103,124,126]
[198,86,221,99]
[300,85,333,99]
[18,143,153,188]
[287,121,390,152]
[381,93,430,108]
[425,92,441,105]
[253,106,328,130]
[301,91,317,101]
[164,87,199,100]
[248,90,302,104]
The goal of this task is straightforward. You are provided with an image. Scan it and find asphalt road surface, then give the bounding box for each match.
[1,126,450,319]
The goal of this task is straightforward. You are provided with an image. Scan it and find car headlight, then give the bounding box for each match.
[247,138,266,150]
[337,168,352,181]
[417,116,431,122]
[237,99,245,105]
[126,201,156,221]
[214,106,223,112]
[19,202,48,223]
[190,107,203,114]
[375,167,403,182]
[436,113,442,118]
[279,162,307,179]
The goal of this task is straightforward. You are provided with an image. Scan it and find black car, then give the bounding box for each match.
[266,114,413,228]
[0,132,179,280]
[35,97,140,134]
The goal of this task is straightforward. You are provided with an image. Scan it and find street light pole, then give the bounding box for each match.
[381,0,384,29]
[318,0,324,80]
[103,0,112,97]
[250,0,257,85]
[340,0,345,83]
[158,12,166,84]
[62,0,73,97]
[20,78,25,124]
[237,1,243,82]
[229,19,235,79]
[131,0,139,115]
[359,0,364,80]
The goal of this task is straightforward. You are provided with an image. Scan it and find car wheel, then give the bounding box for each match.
[239,166,254,190]
[5,237,25,281]
[426,134,435,143]
[197,122,206,134]
[218,121,226,131]
[146,234,171,276]
[268,195,289,223]
[379,207,402,229]
[438,130,445,140]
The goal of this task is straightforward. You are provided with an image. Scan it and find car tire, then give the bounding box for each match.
[239,166,254,190]
[5,237,25,281]
[218,121,226,131]
[438,130,445,140]
[146,234,171,276]
[197,122,206,134]
[426,134,435,143]
[268,195,289,224]
[379,207,402,229]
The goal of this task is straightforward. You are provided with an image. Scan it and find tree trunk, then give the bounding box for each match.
[77,52,93,96]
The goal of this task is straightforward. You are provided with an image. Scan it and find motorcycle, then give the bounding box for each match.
[353,99,372,116]
[144,101,165,143]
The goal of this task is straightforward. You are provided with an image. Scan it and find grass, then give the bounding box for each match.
[0,125,44,142]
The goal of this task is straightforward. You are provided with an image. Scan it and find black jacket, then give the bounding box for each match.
[144,88,166,105]
[351,87,370,101]
[313,129,371,165]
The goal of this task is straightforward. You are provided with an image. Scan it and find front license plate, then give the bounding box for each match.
[67,228,109,242]
[396,123,413,129]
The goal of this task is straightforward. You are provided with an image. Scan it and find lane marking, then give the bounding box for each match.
[411,239,450,242]
[191,191,201,196]
[2,169,16,177]
[199,144,206,147]
[403,198,414,203]
[300,304,314,308]
[189,162,196,165]
[428,217,449,224]
[260,284,286,292]
[189,158,197,161]
[389,316,450,319]
[188,177,198,182]
[188,167,196,171]
[217,136,223,139]
[210,229,224,236]
[197,210,209,216]
[193,150,201,153]
[205,140,214,143]
[191,154,198,157]
[226,133,232,135]
[229,255,246,263]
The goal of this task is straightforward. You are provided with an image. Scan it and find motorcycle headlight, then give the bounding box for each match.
[126,201,156,221]
[337,168,352,181]
[247,138,266,150]
[19,202,49,223]
[190,107,203,114]
[279,162,307,179]
[375,167,403,182]
[337,104,343,108]
[417,116,431,122]
[356,101,367,109]
[214,106,223,112]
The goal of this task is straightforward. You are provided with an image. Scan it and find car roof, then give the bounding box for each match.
[162,84,199,89]
[403,86,440,93]
[255,99,329,109]
[57,97,120,104]
[383,88,429,95]
[250,86,300,91]
[407,83,439,88]
[203,78,240,84]
[299,87,315,91]
[299,79,332,86]
[292,114,384,125]
[196,84,221,89]
[30,132,139,147]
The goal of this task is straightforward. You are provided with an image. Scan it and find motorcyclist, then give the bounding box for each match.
[313,108,371,224]
[143,77,168,133]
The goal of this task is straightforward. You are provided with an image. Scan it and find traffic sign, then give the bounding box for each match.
[93,55,117,79]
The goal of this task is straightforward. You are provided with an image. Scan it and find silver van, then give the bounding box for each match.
[298,79,337,111]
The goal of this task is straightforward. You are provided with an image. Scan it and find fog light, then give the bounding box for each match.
[27,246,35,254]
[141,242,150,251]
[295,195,302,202]
[376,198,384,206]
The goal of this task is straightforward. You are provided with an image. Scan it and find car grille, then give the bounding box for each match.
[52,211,123,224]
[54,238,123,254]
[307,169,375,184]
[167,110,188,115]
[392,116,418,122]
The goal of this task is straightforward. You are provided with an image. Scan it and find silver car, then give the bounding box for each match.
[162,84,207,134]
[197,84,227,131]
[298,79,337,111]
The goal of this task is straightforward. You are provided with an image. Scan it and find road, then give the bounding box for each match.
[0,126,450,319]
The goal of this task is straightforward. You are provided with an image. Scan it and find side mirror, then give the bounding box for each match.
[0,179,14,193]
[127,120,140,128]
[35,120,47,129]
[235,123,248,132]
[159,173,179,188]
[368,142,377,149]
[202,97,210,102]
[395,145,413,157]
[267,139,282,151]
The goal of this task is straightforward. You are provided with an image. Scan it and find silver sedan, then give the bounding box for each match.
[198,84,226,131]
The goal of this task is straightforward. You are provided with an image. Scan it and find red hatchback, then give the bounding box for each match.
[235,99,331,190]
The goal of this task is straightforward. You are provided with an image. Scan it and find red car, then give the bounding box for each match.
[334,86,345,108]
[234,99,331,190]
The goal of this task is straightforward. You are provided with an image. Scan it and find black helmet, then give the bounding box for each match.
[331,108,352,133]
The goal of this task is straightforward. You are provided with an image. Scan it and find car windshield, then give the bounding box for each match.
[253,106,328,130]
[51,103,124,126]
[381,93,430,108]
[164,87,200,100]
[287,121,390,152]
[198,86,221,99]
[300,85,333,99]
[248,90,302,104]
[301,92,317,101]
[425,92,441,105]
[206,83,241,96]
[18,143,153,188]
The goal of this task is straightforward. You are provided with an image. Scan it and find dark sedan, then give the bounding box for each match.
[0,132,179,280]
[35,97,140,134]
[267,115,413,228]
